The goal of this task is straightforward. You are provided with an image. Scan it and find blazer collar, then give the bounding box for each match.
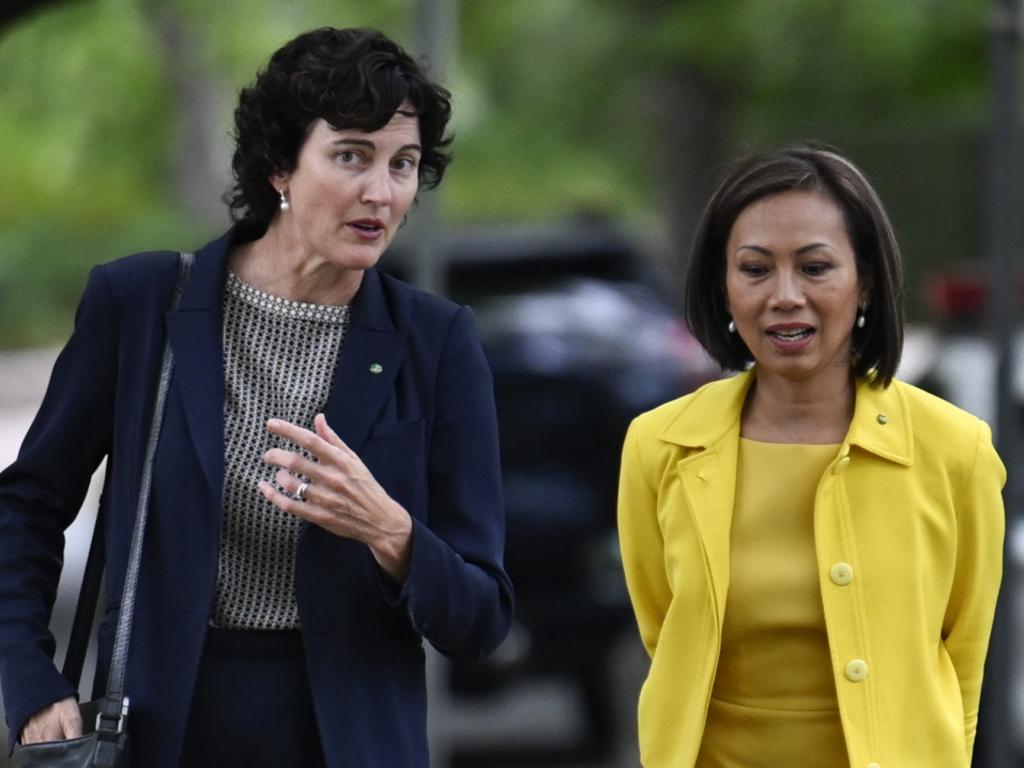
[845,377,914,466]
[177,227,235,310]
[175,227,396,334]
[657,368,913,465]
[321,267,406,450]
[164,228,235,497]
[658,369,753,450]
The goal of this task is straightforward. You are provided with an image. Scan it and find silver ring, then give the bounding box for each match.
[295,481,310,502]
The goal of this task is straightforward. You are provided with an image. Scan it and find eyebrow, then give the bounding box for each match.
[332,138,422,153]
[736,242,834,255]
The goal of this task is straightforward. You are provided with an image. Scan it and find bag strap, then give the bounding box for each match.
[93,251,194,742]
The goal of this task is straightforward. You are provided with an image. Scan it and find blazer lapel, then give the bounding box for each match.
[323,269,405,451]
[165,230,233,498]
[676,443,738,625]
[660,371,751,625]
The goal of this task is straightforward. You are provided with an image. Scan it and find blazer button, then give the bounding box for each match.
[845,659,869,682]
[832,456,851,475]
[830,562,854,586]
[867,763,881,768]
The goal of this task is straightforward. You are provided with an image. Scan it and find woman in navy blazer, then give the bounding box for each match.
[0,28,513,767]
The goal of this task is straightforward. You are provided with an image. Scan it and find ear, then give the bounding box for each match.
[857,274,873,308]
[269,170,290,195]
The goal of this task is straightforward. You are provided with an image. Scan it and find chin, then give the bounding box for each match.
[335,246,386,271]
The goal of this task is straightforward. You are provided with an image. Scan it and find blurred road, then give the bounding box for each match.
[0,348,645,767]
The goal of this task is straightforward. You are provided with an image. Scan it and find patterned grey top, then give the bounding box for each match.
[212,272,350,630]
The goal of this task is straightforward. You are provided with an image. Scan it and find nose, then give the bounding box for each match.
[361,166,394,207]
[769,268,805,309]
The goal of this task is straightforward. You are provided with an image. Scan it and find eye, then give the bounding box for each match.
[392,155,419,173]
[803,262,831,277]
[336,150,362,165]
[738,262,768,277]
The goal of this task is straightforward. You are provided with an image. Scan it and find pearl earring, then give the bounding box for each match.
[279,190,290,211]
[856,307,866,329]
[727,319,736,334]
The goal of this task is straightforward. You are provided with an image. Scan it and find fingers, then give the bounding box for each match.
[60,701,83,739]
[264,415,363,488]
[267,417,348,463]
[21,697,81,744]
[271,469,350,502]
[258,479,334,528]
[263,447,331,486]
[314,413,347,449]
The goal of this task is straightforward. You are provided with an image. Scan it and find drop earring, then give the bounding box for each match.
[727,319,736,334]
[279,190,290,211]
[856,306,866,329]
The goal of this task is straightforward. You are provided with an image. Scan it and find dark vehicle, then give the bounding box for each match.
[390,220,719,762]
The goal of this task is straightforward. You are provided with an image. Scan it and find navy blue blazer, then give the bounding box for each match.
[0,228,514,766]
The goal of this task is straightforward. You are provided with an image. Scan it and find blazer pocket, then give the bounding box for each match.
[363,419,427,519]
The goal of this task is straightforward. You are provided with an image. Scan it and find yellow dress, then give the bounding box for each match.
[697,438,847,767]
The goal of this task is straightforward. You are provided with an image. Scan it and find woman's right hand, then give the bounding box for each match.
[20,696,82,744]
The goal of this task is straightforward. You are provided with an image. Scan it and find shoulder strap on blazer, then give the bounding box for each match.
[63,251,194,741]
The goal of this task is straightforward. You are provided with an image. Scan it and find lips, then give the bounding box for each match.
[768,327,813,341]
[347,218,386,240]
[348,218,384,232]
[765,323,815,350]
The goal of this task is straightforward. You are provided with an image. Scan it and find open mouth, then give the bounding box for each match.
[349,221,383,233]
[767,328,814,342]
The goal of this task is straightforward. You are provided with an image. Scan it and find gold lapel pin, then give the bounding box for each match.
[369,363,383,375]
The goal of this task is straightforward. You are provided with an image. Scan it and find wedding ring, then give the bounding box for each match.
[295,481,310,502]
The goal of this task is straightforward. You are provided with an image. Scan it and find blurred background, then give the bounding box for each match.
[0,0,1022,765]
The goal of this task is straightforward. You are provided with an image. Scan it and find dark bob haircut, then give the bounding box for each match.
[225,27,453,240]
[684,144,904,386]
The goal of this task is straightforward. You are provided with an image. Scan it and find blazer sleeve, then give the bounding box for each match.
[394,306,514,660]
[0,265,118,747]
[617,417,672,659]
[941,418,1006,758]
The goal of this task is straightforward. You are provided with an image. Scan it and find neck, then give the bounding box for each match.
[229,220,363,306]
[741,364,855,444]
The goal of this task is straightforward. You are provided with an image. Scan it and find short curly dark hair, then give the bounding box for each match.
[685,144,904,386]
[225,27,453,240]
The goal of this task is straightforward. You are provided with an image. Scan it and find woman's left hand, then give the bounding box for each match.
[259,413,413,584]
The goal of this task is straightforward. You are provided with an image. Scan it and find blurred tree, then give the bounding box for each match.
[0,0,64,31]
[605,0,991,308]
[0,0,998,346]
[0,0,409,346]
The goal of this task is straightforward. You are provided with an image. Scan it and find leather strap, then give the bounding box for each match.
[96,251,194,736]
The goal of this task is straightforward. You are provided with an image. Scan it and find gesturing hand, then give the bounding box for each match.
[20,696,82,745]
[259,413,413,584]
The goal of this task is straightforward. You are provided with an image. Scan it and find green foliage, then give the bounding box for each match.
[0,0,1002,346]
[450,0,651,219]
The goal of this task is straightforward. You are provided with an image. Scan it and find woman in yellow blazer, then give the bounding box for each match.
[618,145,1005,767]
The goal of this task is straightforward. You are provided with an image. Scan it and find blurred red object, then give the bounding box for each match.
[927,272,1024,321]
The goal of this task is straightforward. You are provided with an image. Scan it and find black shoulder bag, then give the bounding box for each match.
[12,251,195,768]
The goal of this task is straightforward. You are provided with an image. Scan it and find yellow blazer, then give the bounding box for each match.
[618,370,1005,767]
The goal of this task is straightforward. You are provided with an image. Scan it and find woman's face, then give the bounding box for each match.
[724,189,868,387]
[271,108,421,270]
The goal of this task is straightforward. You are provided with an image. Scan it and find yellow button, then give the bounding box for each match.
[832,456,851,474]
[845,659,869,682]
[830,562,854,586]
[868,763,881,768]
